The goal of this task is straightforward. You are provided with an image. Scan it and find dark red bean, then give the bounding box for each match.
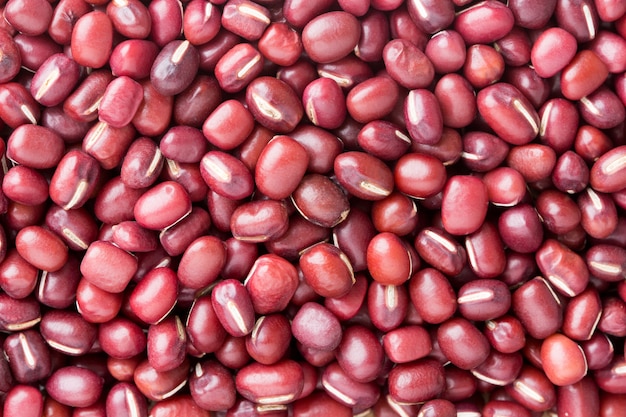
[148,0,184,47]
[211,279,255,337]
[414,227,466,276]
[484,315,527,354]
[563,287,602,341]
[48,150,101,212]
[147,316,187,372]
[321,361,380,410]
[186,295,227,354]
[498,204,544,254]
[477,83,539,146]
[244,314,291,366]
[151,40,200,96]
[536,239,589,297]
[512,277,563,339]
[291,174,350,228]
[437,317,491,370]
[506,365,556,412]
[3,329,50,383]
[368,281,409,332]
[0,82,40,128]
[552,150,590,194]
[404,88,443,146]
[388,358,445,404]
[457,279,510,321]
[230,200,289,242]
[246,76,304,134]
[174,75,222,128]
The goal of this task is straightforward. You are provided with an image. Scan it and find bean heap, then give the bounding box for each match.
[0,0,626,416]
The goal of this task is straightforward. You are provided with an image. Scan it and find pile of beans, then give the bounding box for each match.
[0,0,625,415]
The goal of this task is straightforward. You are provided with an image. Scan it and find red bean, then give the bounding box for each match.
[441,175,488,235]
[454,1,515,44]
[45,366,104,408]
[133,181,192,230]
[30,53,80,107]
[388,358,445,404]
[541,333,588,386]
[512,277,563,339]
[130,267,179,325]
[477,83,540,146]
[71,11,113,68]
[215,43,264,94]
[347,76,399,124]
[321,361,380,409]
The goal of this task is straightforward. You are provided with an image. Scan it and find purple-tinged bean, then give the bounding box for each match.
[151,40,199,96]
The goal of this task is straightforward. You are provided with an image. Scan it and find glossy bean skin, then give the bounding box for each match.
[246,77,304,134]
[512,278,563,339]
[71,11,114,68]
[477,83,539,146]
[388,359,445,404]
[301,11,361,64]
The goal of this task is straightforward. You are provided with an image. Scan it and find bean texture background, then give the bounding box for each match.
[0,0,625,416]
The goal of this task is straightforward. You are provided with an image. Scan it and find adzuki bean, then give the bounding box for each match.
[0,1,623,416]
